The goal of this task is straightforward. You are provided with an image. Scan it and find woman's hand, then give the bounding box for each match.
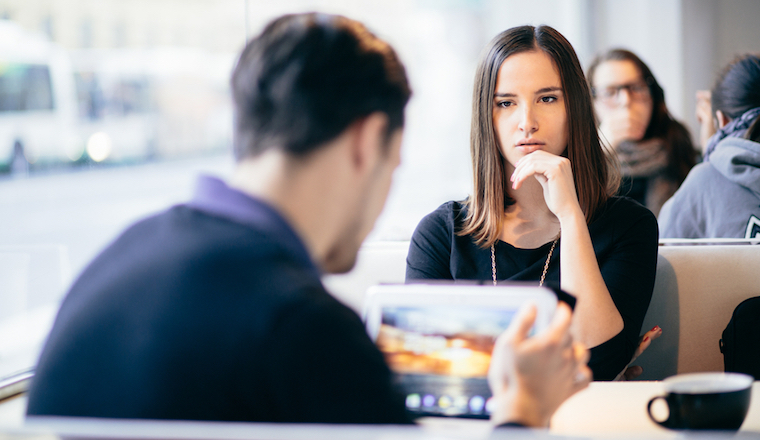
[695,90,715,152]
[510,150,581,221]
[615,325,663,381]
[598,106,649,150]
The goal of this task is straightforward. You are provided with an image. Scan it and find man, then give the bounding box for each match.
[26,13,589,427]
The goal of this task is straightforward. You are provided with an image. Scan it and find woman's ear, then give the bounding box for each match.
[715,110,730,129]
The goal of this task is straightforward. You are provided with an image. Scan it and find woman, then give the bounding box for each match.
[659,54,760,239]
[406,25,659,381]
[587,49,697,217]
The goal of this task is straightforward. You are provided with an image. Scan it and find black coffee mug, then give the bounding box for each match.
[647,372,753,430]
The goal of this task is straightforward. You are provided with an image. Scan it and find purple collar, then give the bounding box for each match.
[186,175,319,275]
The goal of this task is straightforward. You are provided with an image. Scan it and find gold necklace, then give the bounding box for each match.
[490,237,559,287]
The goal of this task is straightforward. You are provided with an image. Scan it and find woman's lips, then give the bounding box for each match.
[515,141,544,154]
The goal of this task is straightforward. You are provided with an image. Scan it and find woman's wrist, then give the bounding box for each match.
[554,203,585,227]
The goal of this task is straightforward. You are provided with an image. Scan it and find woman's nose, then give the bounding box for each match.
[617,88,633,106]
[518,105,538,134]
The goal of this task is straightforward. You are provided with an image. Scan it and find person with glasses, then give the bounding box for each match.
[587,49,697,216]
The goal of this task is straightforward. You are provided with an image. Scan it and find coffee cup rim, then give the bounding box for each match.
[663,372,753,394]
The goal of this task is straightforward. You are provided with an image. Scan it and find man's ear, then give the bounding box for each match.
[350,112,388,171]
[716,110,731,129]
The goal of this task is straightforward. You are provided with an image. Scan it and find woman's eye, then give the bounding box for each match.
[540,96,557,103]
[497,101,514,108]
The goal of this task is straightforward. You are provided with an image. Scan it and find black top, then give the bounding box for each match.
[27,177,411,424]
[406,197,658,380]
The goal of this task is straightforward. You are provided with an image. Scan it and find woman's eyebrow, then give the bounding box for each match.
[494,87,563,98]
[536,86,563,94]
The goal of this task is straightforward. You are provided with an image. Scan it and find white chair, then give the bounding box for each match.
[322,241,409,313]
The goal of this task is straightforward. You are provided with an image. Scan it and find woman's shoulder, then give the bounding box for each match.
[599,195,655,217]
[593,196,658,232]
[589,196,659,250]
[417,200,468,228]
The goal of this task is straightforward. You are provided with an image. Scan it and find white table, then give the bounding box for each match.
[417,381,760,438]
[2,382,759,439]
[549,381,760,437]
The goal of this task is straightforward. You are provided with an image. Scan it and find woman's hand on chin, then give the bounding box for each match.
[510,150,582,220]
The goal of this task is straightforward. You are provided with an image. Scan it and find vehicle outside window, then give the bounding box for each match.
[0,20,80,171]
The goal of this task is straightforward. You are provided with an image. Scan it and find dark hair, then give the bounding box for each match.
[230,13,411,160]
[746,116,760,142]
[461,25,619,248]
[587,49,697,185]
[711,54,760,120]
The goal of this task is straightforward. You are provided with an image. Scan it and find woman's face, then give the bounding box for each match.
[591,59,653,140]
[492,50,568,169]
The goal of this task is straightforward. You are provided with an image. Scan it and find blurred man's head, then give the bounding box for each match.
[230,13,411,274]
[231,13,411,160]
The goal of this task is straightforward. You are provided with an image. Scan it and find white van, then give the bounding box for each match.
[0,20,81,172]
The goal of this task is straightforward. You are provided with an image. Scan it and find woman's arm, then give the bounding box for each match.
[556,205,624,347]
[510,151,623,348]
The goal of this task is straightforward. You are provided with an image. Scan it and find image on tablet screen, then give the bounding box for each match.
[375,305,520,417]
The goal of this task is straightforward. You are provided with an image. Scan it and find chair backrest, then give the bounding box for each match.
[322,241,409,313]
[0,244,71,379]
[635,244,760,380]
[322,240,760,380]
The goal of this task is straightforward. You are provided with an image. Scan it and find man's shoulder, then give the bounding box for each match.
[110,205,301,261]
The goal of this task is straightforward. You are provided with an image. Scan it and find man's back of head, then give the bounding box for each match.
[231,13,411,160]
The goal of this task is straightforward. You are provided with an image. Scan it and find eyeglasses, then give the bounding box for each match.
[593,80,651,105]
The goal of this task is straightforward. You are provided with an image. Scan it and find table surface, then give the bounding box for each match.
[419,381,760,438]
[1,382,759,439]
[550,380,760,437]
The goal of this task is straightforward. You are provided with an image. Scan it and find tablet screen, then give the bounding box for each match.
[376,305,518,418]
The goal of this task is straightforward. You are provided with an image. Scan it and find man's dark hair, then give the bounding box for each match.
[231,13,411,159]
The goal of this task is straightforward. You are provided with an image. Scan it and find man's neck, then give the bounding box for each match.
[228,148,347,271]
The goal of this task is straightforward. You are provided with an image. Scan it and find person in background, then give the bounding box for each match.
[406,25,659,381]
[659,54,760,239]
[587,49,698,217]
[26,12,591,428]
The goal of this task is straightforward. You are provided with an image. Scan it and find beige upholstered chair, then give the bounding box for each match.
[323,240,760,381]
[635,243,760,380]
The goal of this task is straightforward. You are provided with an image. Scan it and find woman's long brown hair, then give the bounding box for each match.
[460,25,619,248]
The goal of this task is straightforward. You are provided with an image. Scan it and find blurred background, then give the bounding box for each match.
[0,0,759,376]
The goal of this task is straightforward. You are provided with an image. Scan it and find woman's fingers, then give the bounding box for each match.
[633,325,662,359]
[510,151,569,190]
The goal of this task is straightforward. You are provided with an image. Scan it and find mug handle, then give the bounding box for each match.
[647,395,671,428]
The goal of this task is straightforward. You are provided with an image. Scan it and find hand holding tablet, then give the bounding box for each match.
[363,283,587,423]
[488,301,591,427]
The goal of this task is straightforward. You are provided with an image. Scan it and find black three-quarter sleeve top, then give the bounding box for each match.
[406,196,659,381]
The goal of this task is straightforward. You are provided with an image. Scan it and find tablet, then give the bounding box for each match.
[362,283,557,419]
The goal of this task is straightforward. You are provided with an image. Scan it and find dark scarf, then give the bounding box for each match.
[704,106,760,161]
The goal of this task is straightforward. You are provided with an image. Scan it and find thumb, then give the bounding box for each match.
[504,302,537,344]
[541,301,573,341]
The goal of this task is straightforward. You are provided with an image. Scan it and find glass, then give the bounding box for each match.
[594,80,651,105]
